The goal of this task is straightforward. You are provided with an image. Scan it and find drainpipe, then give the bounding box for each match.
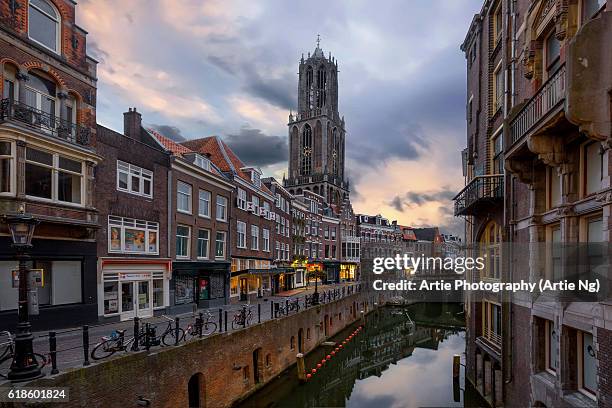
[167,162,173,259]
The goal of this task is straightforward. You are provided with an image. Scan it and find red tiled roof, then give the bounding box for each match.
[147,128,193,155]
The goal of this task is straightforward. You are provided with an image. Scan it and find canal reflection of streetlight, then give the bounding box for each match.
[2,206,42,382]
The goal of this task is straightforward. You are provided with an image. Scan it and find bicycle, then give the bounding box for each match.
[0,331,49,376]
[160,315,185,346]
[231,305,253,330]
[184,310,217,340]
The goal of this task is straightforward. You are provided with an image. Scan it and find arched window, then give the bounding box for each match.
[316,66,326,108]
[301,124,312,175]
[480,221,502,279]
[28,0,61,54]
[306,66,314,109]
[331,128,338,175]
[25,72,57,117]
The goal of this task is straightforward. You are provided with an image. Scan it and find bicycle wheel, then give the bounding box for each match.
[33,353,48,368]
[246,313,253,325]
[162,328,185,346]
[231,318,242,330]
[0,354,13,378]
[91,340,117,360]
[203,322,217,336]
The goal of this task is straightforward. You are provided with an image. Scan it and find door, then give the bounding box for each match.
[120,281,153,320]
[120,282,135,320]
[239,277,248,301]
[137,281,152,318]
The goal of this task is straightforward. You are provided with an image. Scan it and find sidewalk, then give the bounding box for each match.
[1,282,360,378]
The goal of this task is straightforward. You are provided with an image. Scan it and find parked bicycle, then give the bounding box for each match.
[231,305,253,330]
[183,310,217,339]
[160,315,185,346]
[0,331,48,377]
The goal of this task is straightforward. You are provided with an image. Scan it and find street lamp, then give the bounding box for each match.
[2,206,42,382]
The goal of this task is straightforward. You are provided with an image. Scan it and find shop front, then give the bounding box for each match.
[324,261,341,284]
[99,258,172,321]
[171,261,230,312]
[230,269,279,302]
[290,259,308,288]
[340,263,358,281]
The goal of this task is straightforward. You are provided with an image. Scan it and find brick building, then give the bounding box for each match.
[95,110,172,322]
[149,129,234,311]
[455,0,611,406]
[339,198,359,281]
[357,214,402,284]
[182,137,276,303]
[290,198,308,287]
[0,0,99,329]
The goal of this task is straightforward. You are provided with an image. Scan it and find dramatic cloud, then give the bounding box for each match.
[78,0,482,231]
[149,124,186,142]
[223,127,288,167]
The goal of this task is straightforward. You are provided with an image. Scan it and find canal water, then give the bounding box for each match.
[237,303,483,408]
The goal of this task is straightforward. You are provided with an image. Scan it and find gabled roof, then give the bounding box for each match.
[147,128,193,155]
[182,136,274,196]
[413,227,441,242]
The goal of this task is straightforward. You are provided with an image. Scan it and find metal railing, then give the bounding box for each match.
[509,64,566,147]
[0,98,91,147]
[482,328,502,350]
[454,175,504,216]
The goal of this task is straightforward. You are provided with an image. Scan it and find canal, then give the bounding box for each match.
[237,303,484,408]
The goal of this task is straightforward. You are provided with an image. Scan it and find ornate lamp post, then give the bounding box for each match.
[2,207,42,382]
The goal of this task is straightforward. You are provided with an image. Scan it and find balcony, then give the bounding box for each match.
[0,98,92,147]
[508,65,566,150]
[454,175,503,216]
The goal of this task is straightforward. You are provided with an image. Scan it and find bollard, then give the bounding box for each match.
[144,323,151,351]
[82,325,90,366]
[174,317,180,346]
[198,312,204,338]
[285,300,289,315]
[258,303,261,323]
[218,308,223,333]
[49,331,58,374]
[132,317,140,351]
[296,353,306,382]
[270,301,274,320]
[453,354,461,379]
[224,310,228,332]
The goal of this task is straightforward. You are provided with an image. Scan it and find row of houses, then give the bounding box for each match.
[0,0,360,330]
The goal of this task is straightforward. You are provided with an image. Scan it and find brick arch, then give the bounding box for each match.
[0,58,21,70]
[22,62,67,88]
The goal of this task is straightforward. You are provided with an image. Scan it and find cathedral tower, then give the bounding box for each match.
[285,38,349,206]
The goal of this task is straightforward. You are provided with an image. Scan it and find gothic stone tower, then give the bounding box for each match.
[285,40,349,206]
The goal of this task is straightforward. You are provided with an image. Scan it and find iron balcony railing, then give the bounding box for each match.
[509,64,566,148]
[0,98,91,147]
[454,175,504,216]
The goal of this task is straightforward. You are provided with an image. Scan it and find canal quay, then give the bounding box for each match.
[237,303,485,408]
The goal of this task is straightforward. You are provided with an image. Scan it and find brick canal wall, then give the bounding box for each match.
[3,292,386,408]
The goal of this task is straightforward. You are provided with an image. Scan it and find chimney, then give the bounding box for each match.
[123,107,142,140]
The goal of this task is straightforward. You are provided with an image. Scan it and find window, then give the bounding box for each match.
[237,221,247,249]
[237,188,247,210]
[108,216,159,254]
[26,148,83,204]
[194,154,211,171]
[198,190,211,217]
[482,301,502,348]
[216,196,228,221]
[548,167,561,208]
[262,229,270,252]
[331,227,336,240]
[117,161,153,198]
[584,142,603,196]
[493,63,503,112]
[177,181,192,213]
[582,0,605,22]
[251,225,259,250]
[0,141,14,194]
[153,279,163,308]
[545,31,561,77]
[578,331,597,397]
[480,221,501,279]
[176,225,190,258]
[301,124,312,175]
[545,320,558,374]
[493,3,502,44]
[197,229,210,259]
[174,275,194,305]
[215,232,226,259]
[492,132,503,174]
[252,195,260,210]
[28,0,60,53]
[230,277,238,296]
[252,171,261,188]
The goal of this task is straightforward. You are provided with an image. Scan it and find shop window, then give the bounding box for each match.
[175,275,195,305]
[578,331,597,397]
[26,148,83,204]
[177,181,192,214]
[0,141,14,194]
[197,229,210,259]
[176,225,191,258]
[230,277,239,297]
[116,160,152,198]
[198,190,211,217]
[109,216,159,254]
[104,281,119,314]
[153,279,163,308]
[28,0,60,53]
[216,195,228,221]
[215,231,226,259]
[584,142,603,196]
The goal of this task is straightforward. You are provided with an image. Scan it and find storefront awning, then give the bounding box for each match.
[231,268,282,277]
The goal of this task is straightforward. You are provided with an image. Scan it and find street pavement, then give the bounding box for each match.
[0,282,360,379]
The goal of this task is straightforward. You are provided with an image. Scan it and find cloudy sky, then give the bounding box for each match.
[79,0,481,236]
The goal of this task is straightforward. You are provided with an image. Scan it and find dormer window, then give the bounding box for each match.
[28,0,61,54]
[252,171,261,188]
[194,154,211,171]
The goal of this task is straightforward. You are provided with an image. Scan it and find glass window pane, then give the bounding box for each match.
[104,282,119,314]
[125,229,146,252]
[25,163,52,198]
[583,333,596,391]
[31,0,57,17]
[57,171,81,203]
[26,148,53,165]
[153,279,163,308]
[0,158,10,193]
[118,171,128,189]
[59,157,81,173]
[148,231,157,253]
[29,5,57,51]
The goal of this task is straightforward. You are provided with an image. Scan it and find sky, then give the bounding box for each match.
[78,0,482,236]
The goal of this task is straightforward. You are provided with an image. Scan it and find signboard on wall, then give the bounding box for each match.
[12,269,44,288]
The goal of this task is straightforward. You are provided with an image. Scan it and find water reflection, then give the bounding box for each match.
[238,303,483,408]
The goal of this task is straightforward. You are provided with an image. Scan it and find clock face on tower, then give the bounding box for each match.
[303,146,312,156]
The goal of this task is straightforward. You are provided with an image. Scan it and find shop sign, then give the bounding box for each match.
[12,269,44,288]
[119,273,150,281]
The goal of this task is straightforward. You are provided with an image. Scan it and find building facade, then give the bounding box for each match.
[456,0,611,406]
[0,0,99,329]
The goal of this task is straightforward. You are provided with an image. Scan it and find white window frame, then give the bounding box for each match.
[176,225,191,259]
[194,154,211,171]
[215,231,226,259]
[198,189,211,218]
[116,160,153,199]
[177,181,192,214]
[262,228,270,252]
[216,195,228,221]
[28,0,61,54]
[544,320,557,375]
[108,216,159,255]
[197,229,210,259]
[0,140,16,196]
[25,147,84,206]
[237,188,247,210]
[237,221,247,249]
[251,225,259,250]
[577,330,597,400]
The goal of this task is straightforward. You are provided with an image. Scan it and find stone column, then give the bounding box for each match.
[15,70,29,104]
[57,89,68,122]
